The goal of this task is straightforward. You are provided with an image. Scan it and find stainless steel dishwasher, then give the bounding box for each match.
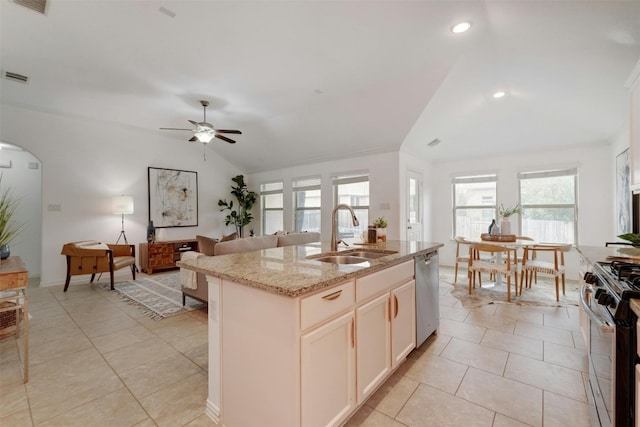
[415,251,439,347]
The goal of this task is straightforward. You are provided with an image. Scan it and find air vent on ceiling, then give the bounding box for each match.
[14,0,47,14]
[4,71,29,84]
[427,138,441,147]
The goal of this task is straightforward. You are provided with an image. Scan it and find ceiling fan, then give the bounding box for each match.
[160,100,242,145]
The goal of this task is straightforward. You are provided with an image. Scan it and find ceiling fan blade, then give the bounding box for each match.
[215,134,236,144]
[188,120,199,127]
[216,129,242,134]
[189,136,198,142]
[160,127,192,131]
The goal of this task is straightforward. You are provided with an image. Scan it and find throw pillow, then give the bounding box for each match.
[220,232,238,242]
[196,235,218,256]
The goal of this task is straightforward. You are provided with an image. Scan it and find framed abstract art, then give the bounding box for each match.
[148,167,198,228]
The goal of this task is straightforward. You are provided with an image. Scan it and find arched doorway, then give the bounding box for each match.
[0,141,42,279]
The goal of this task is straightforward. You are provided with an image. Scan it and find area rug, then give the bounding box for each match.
[442,270,581,309]
[103,271,205,319]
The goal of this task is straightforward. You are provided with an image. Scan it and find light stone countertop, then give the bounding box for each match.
[576,245,640,266]
[177,240,443,297]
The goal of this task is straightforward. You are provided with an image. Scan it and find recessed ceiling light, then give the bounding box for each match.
[451,21,471,34]
[493,91,507,99]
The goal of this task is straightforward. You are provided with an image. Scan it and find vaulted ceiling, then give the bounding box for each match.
[2,1,639,172]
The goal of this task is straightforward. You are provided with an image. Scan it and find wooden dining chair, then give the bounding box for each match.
[519,244,571,301]
[468,243,518,302]
[515,236,536,282]
[454,236,471,284]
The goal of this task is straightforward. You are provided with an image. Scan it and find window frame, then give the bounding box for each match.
[259,180,284,235]
[332,172,370,238]
[451,174,498,238]
[293,176,322,233]
[517,168,578,245]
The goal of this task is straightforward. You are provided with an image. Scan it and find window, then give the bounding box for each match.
[260,181,283,235]
[293,176,321,233]
[452,174,497,238]
[519,168,577,244]
[333,173,369,239]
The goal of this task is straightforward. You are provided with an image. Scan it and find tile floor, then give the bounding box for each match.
[0,266,593,427]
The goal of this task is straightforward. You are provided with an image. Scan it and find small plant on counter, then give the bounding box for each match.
[373,216,388,228]
[617,233,640,247]
[498,203,522,218]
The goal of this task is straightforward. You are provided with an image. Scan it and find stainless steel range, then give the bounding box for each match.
[581,261,640,427]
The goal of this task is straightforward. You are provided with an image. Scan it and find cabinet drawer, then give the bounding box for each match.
[356,260,414,302]
[301,281,355,331]
[149,244,173,256]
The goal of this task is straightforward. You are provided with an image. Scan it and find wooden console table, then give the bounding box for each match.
[139,239,198,274]
[0,256,29,383]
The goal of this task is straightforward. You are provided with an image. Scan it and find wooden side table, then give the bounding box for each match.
[0,256,29,383]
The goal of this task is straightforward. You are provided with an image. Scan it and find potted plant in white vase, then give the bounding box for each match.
[498,203,522,235]
[374,216,388,242]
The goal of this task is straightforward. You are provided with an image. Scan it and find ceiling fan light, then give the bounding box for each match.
[195,131,215,143]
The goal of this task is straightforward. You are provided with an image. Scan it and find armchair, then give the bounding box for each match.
[61,240,136,291]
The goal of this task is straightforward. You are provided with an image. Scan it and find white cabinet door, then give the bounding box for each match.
[391,280,416,368]
[356,293,391,403]
[301,311,356,427]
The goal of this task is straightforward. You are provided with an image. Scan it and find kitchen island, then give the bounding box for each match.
[178,240,442,427]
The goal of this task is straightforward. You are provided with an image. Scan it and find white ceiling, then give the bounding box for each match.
[2,1,639,173]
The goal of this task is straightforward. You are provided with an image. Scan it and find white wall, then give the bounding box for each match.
[1,105,242,286]
[0,147,42,276]
[431,144,614,279]
[247,151,401,241]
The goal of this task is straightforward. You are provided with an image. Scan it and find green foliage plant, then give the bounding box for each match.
[617,233,640,247]
[217,175,257,238]
[373,216,388,228]
[498,203,522,218]
[0,175,23,248]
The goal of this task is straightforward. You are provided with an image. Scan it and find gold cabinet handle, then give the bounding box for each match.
[351,318,355,348]
[394,295,399,319]
[322,290,342,301]
[388,297,392,322]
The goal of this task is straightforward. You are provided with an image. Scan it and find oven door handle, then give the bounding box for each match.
[580,284,615,333]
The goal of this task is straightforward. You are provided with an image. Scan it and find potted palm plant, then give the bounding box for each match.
[0,176,23,259]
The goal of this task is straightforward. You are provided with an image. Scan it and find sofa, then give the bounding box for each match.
[181,232,320,304]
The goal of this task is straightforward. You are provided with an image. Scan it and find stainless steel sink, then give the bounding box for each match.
[313,255,370,264]
[342,250,396,259]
